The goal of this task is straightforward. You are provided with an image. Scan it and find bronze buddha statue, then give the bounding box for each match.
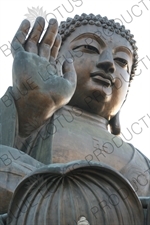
[0,13,149,224]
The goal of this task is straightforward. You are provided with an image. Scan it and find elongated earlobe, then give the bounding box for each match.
[109,111,121,135]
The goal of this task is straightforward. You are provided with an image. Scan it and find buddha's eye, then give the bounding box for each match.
[114,57,129,71]
[73,45,99,54]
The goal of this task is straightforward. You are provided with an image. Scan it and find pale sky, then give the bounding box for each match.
[0,0,150,158]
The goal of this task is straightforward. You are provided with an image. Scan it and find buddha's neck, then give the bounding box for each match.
[62,105,109,131]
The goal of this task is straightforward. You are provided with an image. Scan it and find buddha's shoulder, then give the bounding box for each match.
[104,131,149,163]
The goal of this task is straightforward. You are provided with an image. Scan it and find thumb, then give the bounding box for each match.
[63,58,77,87]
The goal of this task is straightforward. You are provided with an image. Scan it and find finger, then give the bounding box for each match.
[39,18,58,59]
[48,56,57,75]
[63,59,77,86]
[51,34,62,60]
[25,17,45,54]
[11,19,30,57]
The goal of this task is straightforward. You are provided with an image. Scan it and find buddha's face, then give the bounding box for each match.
[58,24,133,120]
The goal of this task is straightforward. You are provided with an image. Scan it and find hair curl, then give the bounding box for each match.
[58,13,138,81]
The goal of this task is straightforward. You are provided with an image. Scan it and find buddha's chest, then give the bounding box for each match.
[46,107,133,171]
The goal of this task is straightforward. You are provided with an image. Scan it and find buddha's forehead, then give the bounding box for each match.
[62,24,133,53]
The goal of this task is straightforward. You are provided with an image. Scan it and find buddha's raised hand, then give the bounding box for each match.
[11,17,77,137]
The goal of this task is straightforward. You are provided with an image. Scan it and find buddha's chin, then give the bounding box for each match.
[91,83,113,99]
[68,84,113,114]
[68,94,111,118]
[86,86,112,104]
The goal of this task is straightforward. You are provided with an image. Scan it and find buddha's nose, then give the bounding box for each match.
[96,49,116,74]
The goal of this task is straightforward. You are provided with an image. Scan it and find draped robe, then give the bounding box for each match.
[0,87,150,217]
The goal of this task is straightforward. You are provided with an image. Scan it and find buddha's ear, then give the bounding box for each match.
[109,111,121,135]
[109,82,130,135]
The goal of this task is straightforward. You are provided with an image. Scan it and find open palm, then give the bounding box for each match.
[11,17,77,136]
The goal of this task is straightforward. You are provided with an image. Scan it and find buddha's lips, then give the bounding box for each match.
[90,72,114,87]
